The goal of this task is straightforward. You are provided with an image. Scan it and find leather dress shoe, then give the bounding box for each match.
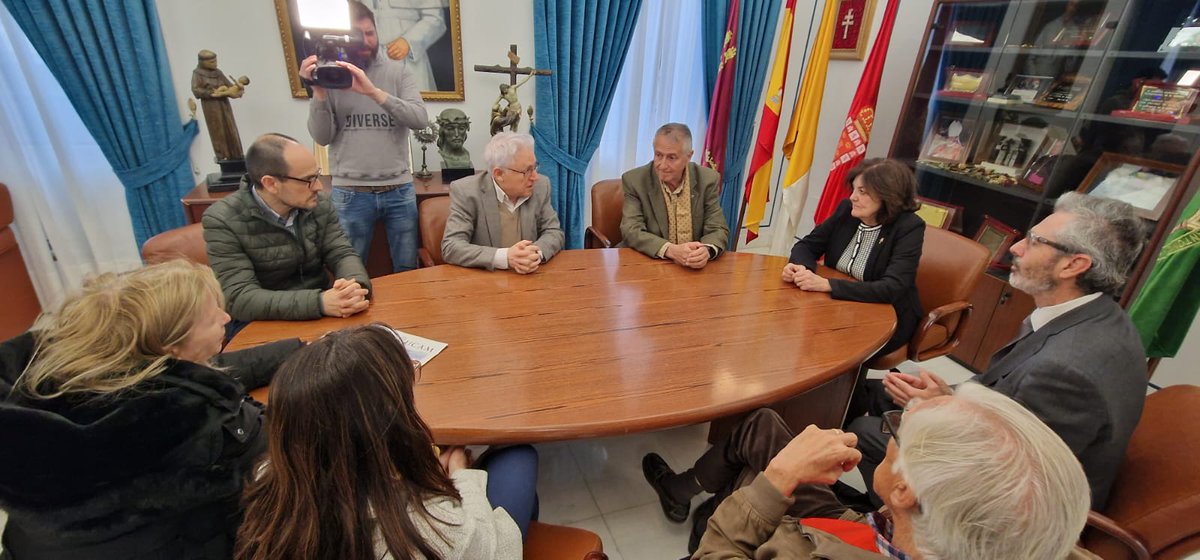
[642,452,690,523]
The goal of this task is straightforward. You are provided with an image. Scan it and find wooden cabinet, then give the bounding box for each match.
[952,273,1036,371]
[890,0,1200,369]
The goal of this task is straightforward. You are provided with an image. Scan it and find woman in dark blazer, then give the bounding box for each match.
[783,158,925,357]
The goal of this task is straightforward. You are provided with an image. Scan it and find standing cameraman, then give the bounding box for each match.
[302,0,430,273]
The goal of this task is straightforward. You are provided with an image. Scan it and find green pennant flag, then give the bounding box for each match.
[1130,190,1200,358]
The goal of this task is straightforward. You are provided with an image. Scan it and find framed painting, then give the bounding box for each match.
[274,0,465,101]
[974,215,1020,268]
[830,0,877,60]
[1077,153,1187,221]
[919,113,980,164]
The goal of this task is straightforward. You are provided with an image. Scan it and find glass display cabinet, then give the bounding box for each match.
[887,0,1200,370]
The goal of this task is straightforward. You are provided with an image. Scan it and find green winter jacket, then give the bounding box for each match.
[201,183,371,321]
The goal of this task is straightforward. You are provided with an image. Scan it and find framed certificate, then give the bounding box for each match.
[939,67,990,98]
[1111,81,1200,122]
[1077,153,1186,221]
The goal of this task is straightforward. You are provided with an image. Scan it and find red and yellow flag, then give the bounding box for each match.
[812,0,903,224]
[741,0,798,243]
[767,0,838,255]
[701,0,740,173]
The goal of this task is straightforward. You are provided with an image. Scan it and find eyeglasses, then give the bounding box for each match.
[880,409,904,445]
[504,163,540,177]
[279,169,322,188]
[1026,230,1082,255]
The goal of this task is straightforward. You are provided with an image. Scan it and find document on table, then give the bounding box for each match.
[389,328,448,366]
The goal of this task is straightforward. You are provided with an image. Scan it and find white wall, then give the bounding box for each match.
[740,0,935,248]
[155,0,535,181]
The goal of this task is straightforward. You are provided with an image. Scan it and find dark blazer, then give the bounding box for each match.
[789,199,925,355]
[619,162,730,258]
[977,296,1147,509]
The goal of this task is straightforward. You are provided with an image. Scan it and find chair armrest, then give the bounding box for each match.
[1085,510,1151,560]
[583,553,608,560]
[910,301,973,362]
[584,226,613,249]
[418,248,434,268]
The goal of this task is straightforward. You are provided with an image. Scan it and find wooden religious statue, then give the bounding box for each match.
[192,49,250,189]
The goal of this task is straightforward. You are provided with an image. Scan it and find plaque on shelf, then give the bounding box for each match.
[1005,74,1055,103]
[974,215,1020,269]
[1158,24,1200,52]
[918,113,979,164]
[1110,81,1198,123]
[1033,76,1091,111]
[945,20,996,47]
[938,67,989,98]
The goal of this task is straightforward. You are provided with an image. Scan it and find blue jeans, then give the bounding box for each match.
[478,444,539,541]
[330,184,418,273]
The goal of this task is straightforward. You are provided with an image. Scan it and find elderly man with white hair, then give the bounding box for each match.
[441,131,564,272]
[694,383,1098,559]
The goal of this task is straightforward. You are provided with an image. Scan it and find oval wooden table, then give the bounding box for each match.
[230,249,895,445]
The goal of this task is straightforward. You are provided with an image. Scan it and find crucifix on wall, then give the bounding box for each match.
[474,44,552,135]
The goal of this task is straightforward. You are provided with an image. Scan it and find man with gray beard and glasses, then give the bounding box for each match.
[847,192,1148,511]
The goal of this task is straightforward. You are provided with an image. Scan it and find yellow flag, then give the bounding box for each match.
[767,0,838,255]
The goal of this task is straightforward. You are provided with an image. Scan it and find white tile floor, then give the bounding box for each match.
[533,356,974,559]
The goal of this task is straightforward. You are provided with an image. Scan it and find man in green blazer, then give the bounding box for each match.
[619,123,729,268]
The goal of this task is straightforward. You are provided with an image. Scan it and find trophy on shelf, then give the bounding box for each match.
[413,126,437,180]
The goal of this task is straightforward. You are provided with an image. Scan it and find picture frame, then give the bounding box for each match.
[1034,75,1092,111]
[1050,11,1111,47]
[945,19,997,47]
[1077,153,1187,221]
[919,113,980,164]
[1005,74,1055,103]
[830,0,877,60]
[1110,80,1199,122]
[1158,25,1200,52]
[974,215,1020,269]
[939,67,990,98]
[1019,127,1070,190]
[977,121,1050,177]
[915,196,965,232]
[273,0,465,101]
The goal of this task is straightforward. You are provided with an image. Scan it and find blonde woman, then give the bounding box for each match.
[0,260,301,560]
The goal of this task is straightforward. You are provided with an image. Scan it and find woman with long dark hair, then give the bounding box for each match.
[235,324,537,560]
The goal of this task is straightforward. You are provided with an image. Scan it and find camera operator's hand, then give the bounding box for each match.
[334,61,389,104]
[299,55,327,101]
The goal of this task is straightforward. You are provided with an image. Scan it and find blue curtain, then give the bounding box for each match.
[532,0,643,249]
[2,0,198,248]
[711,0,785,237]
[702,0,731,106]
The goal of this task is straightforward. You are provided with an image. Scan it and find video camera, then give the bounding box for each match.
[303,28,364,89]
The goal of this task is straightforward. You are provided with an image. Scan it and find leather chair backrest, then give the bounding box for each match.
[0,182,43,340]
[590,179,623,247]
[419,196,451,266]
[141,223,209,265]
[915,226,989,319]
[1084,385,1200,558]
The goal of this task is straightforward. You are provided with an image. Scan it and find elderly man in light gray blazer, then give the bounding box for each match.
[441,132,564,273]
[849,192,1148,511]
